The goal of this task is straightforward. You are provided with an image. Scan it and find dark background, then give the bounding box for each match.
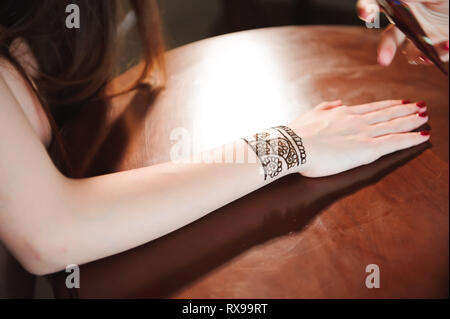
[157,0,383,48]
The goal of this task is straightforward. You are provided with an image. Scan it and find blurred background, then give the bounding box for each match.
[119,0,389,72]
[157,0,374,49]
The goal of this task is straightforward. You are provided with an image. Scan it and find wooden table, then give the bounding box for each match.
[51,26,449,299]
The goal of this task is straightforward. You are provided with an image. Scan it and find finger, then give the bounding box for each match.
[316,100,343,110]
[357,0,379,21]
[378,25,406,66]
[368,112,429,137]
[437,41,449,62]
[363,102,426,124]
[420,41,449,64]
[374,131,431,157]
[349,100,407,114]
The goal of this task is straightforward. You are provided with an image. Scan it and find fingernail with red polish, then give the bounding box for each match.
[358,8,368,20]
[418,111,428,118]
[443,42,449,51]
[402,100,411,104]
[420,131,430,136]
[417,101,427,108]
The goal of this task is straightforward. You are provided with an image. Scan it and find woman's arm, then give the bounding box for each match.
[0,74,430,275]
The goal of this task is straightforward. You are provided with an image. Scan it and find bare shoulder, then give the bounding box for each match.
[0,39,52,147]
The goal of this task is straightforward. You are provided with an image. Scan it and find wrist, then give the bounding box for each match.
[242,125,308,181]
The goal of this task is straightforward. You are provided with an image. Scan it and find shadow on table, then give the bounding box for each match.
[52,136,430,298]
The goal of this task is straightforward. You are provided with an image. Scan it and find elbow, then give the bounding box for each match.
[21,258,59,276]
[20,257,60,276]
[18,247,65,276]
[3,177,78,276]
[14,230,72,276]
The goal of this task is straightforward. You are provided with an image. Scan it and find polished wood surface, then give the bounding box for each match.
[51,26,449,298]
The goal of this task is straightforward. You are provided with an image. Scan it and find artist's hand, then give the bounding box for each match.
[357,0,449,66]
[291,100,430,178]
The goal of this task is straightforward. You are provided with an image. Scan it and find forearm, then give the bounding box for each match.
[0,72,305,275]
[34,134,301,274]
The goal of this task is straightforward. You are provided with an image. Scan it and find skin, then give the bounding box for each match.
[357,0,449,66]
[0,43,430,276]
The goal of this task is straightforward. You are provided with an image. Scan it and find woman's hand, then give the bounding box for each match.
[290,100,430,178]
[357,0,449,66]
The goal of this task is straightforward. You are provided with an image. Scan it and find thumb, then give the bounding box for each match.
[378,25,407,66]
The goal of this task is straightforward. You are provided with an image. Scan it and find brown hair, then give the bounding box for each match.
[0,0,165,175]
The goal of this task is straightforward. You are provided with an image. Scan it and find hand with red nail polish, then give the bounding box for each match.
[292,99,431,178]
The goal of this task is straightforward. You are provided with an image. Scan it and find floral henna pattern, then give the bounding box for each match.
[255,132,270,140]
[274,126,307,164]
[243,126,307,180]
[262,156,283,178]
[255,142,271,156]
[272,130,299,169]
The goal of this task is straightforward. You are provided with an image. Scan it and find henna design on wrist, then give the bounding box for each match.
[273,126,307,165]
[243,126,307,180]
